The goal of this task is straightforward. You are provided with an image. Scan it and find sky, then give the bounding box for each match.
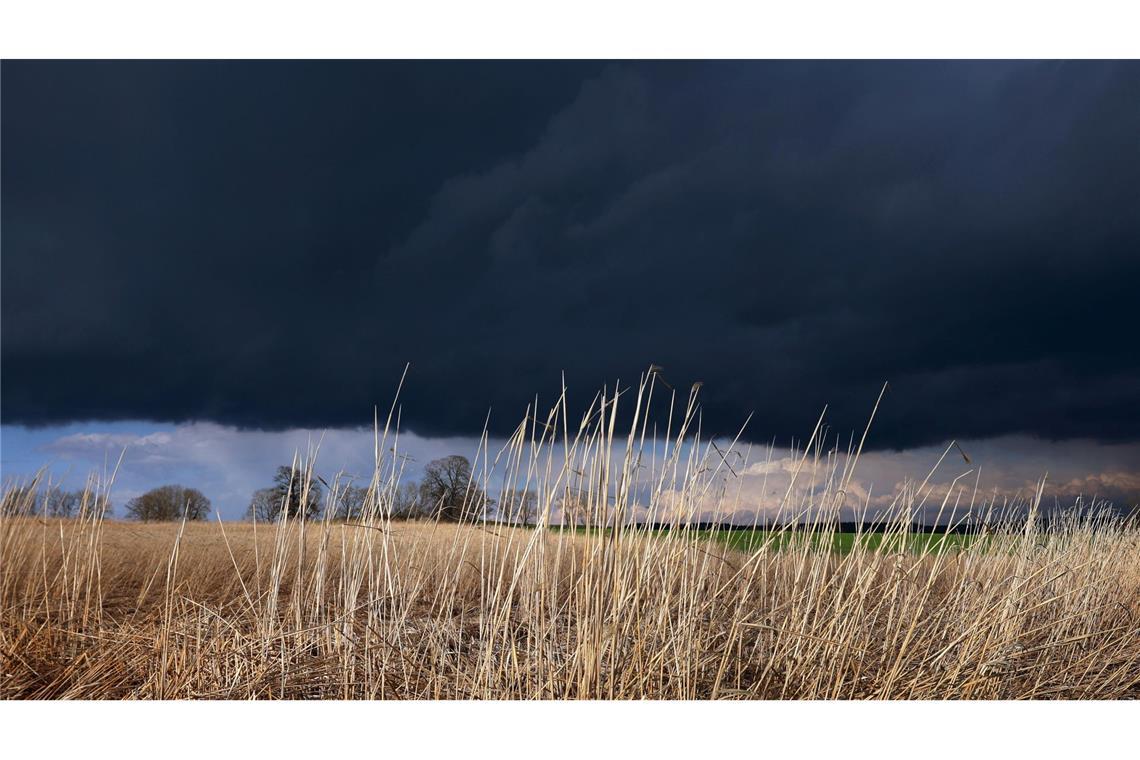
[2,61,1139,519]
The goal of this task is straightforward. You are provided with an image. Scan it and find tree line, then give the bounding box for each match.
[244,455,517,523]
[0,487,113,518]
[2,455,542,524]
[1,451,547,524]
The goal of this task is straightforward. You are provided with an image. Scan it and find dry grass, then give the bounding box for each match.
[2,376,1138,699]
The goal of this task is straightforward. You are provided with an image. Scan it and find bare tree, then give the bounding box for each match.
[42,490,83,518]
[246,487,277,522]
[557,489,591,527]
[335,484,371,521]
[391,480,421,519]
[419,456,491,522]
[498,488,538,525]
[335,480,422,521]
[246,466,323,522]
[125,485,210,522]
[77,492,113,519]
[0,486,108,518]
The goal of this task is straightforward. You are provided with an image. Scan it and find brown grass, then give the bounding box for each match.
[2,376,1138,699]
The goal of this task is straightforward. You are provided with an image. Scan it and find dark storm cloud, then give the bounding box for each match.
[3,61,1139,448]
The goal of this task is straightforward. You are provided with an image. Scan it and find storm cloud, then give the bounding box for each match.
[3,61,1139,448]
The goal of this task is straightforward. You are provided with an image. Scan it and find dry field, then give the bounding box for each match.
[2,380,1138,699]
[2,509,1139,699]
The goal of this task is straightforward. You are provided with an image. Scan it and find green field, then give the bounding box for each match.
[552,525,984,555]
[696,528,983,555]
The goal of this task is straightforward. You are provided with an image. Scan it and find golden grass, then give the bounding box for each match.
[2,376,1138,699]
[3,514,1137,699]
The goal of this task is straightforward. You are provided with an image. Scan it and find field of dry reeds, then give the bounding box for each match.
[2,377,1138,699]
